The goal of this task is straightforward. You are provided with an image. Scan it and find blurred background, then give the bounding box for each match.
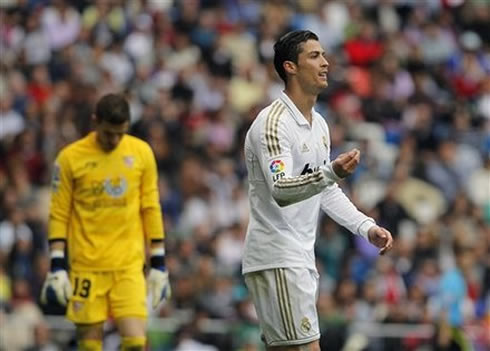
[0,0,489,350]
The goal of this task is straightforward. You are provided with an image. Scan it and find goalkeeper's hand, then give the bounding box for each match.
[148,268,171,309]
[147,246,171,309]
[41,269,72,306]
[40,249,72,306]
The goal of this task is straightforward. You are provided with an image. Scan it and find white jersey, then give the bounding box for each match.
[242,92,376,274]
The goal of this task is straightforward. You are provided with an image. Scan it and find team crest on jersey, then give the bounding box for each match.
[123,155,134,168]
[300,317,311,333]
[103,177,128,198]
[301,143,310,153]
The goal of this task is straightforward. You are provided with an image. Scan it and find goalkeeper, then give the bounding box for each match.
[40,93,170,351]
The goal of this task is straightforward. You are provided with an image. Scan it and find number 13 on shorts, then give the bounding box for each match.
[67,271,101,323]
[70,272,95,300]
[73,276,92,298]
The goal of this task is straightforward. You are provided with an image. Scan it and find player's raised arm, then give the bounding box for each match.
[251,110,342,207]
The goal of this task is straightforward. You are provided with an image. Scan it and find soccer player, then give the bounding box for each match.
[40,93,171,351]
[242,30,394,350]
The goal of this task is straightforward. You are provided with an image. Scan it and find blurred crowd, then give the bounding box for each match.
[0,0,489,350]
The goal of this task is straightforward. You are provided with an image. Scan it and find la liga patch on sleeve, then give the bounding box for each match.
[269,160,285,174]
[51,163,61,192]
[269,160,285,182]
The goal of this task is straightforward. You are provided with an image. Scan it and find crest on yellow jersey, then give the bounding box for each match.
[123,156,134,168]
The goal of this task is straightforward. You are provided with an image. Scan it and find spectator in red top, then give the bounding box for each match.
[344,20,384,66]
[26,65,52,107]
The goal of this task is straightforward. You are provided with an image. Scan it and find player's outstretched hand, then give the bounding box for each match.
[368,226,394,255]
[148,268,171,309]
[332,149,361,178]
[40,270,72,306]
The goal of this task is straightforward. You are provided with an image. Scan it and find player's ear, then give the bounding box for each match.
[283,61,297,76]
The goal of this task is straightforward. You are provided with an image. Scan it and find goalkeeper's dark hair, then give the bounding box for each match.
[95,93,130,124]
[273,30,319,85]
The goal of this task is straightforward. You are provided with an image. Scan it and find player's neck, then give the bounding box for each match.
[284,87,316,125]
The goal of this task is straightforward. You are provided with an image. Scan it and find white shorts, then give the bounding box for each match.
[244,267,320,347]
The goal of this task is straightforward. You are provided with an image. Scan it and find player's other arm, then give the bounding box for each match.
[41,152,73,306]
[319,140,393,254]
[140,143,165,243]
[320,183,393,254]
[140,143,171,308]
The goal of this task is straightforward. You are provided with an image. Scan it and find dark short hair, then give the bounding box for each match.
[95,93,130,124]
[273,30,319,85]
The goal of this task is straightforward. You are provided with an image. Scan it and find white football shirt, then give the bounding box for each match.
[242,92,376,274]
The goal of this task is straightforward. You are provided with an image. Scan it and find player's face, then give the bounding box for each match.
[95,120,129,152]
[295,40,329,93]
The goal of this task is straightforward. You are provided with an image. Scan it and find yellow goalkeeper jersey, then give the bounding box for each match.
[49,132,164,272]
